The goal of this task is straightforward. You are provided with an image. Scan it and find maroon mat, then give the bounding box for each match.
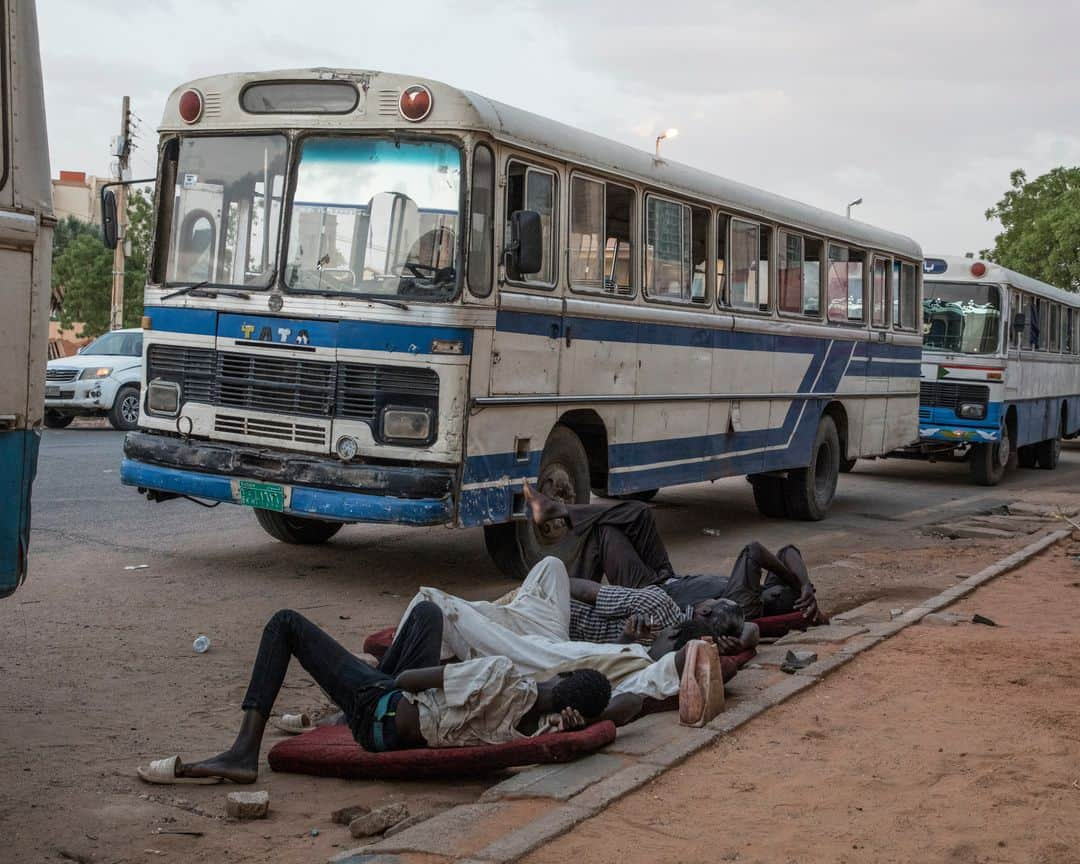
[267,720,617,780]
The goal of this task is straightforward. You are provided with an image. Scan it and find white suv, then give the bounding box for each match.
[44,328,144,431]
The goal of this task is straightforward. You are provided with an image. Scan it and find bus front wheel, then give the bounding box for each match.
[483,425,591,579]
[253,509,343,544]
[969,425,1012,486]
[784,415,840,521]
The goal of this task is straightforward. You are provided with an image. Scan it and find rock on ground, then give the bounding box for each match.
[349,802,409,837]
[225,790,269,820]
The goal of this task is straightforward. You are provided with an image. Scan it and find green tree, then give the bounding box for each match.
[52,186,153,337]
[984,168,1080,292]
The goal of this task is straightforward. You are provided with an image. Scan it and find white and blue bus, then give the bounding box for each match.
[910,255,1080,485]
[1,0,52,598]
[114,69,923,576]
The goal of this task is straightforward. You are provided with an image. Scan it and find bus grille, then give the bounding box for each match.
[919,381,989,411]
[214,413,327,447]
[147,345,216,403]
[217,352,337,417]
[336,363,440,422]
[145,345,439,431]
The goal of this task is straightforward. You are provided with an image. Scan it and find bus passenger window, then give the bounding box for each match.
[803,238,822,316]
[871,258,888,327]
[1068,308,1076,354]
[758,227,772,310]
[778,232,803,314]
[729,218,760,310]
[828,244,865,323]
[691,206,709,303]
[899,262,917,329]
[468,144,495,297]
[604,183,635,296]
[1050,303,1061,352]
[715,214,729,305]
[506,161,556,285]
[645,196,691,301]
[1036,299,1049,350]
[570,176,604,290]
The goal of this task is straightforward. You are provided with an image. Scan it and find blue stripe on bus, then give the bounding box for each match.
[145,306,472,355]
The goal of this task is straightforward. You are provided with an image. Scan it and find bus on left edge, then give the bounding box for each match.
[0,0,53,598]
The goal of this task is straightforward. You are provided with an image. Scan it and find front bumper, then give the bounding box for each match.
[44,377,117,412]
[918,403,1002,444]
[121,432,455,526]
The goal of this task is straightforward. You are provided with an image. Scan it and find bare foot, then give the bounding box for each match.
[522,480,568,527]
[180,750,258,784]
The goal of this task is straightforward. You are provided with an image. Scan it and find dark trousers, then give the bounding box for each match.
[726,542,804,618]
[241,601,443,746]
[565,500,673,588]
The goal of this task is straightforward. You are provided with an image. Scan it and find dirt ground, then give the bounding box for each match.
[526,545,1080,864]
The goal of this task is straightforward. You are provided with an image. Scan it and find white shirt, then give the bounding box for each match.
[407,656,538,748]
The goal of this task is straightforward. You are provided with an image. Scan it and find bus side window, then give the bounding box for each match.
[604,183,635,296]
[570,177,636,297]
[779,230,821,317]
[690,206,709,304]
[729,218,760,311]
[715,214,729,306]
[506,161,557,286]
[1050,303,1061,352]
[871,257,888,327]
[644,195,691,302]
[827,244,865,323]
[467,144,495,297]
[898,261,917,330]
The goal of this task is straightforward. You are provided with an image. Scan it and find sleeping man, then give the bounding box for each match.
[396,554,744,715]
[136,601,616,785]
[523,481,827,627]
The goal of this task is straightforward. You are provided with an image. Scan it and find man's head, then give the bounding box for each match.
[549,669,612,719]
[648,602,745,659]
[692,598,745,635]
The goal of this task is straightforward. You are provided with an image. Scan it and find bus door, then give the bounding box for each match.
[1005,287,1022,402]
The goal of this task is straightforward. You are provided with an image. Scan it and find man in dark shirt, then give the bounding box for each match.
[523,482,825,625]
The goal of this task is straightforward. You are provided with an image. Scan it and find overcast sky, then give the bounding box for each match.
[39,0,1080,256]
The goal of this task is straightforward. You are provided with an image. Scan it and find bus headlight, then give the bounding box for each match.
[381,407,433,443]
[958,403,986,420]
[146,380,181,416]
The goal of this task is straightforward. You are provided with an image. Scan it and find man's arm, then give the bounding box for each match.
[569,577,601,605]
[393,666,445,692]
[746,542,818,619]
[597,693,644,727]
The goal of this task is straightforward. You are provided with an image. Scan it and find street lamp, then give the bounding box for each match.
[655,128,679,159]
[846,197,863,219]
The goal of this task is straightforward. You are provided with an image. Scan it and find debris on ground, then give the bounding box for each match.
[225,790,270,820]
[384,813,429,837]
[780,650,818,673]
[972,614,998,627]
[923,612,963,626]
[890,608,904,619]
[332,804,370,825]
[349,802,409,837]
[123,564,150,571]
[192,635,211,654]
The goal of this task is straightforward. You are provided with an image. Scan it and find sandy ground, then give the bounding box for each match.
[526,544,1080,864]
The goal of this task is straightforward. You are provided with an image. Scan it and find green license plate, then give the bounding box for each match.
[238,480,286,511]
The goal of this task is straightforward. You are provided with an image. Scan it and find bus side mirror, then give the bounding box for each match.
[101,189,119,250]
[507,210,543,275]
[1011,313,1026,332]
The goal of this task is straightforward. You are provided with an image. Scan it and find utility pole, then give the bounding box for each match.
[110,96,132,331]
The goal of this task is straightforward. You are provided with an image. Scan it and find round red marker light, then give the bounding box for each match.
[399,85,432,122]
[970,261,987,278]
[178,89,203,124]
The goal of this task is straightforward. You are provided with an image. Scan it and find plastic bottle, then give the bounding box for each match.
[193,635,211,654]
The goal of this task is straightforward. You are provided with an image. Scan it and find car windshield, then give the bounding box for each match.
[923,282,1002,354]
[165,135,288,288]
[82,332,142,356]
[284,138,461,300]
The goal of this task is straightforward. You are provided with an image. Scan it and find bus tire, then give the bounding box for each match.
[44,410,74,429]
[750,475,787,518]
[783,415,840,521]
[1017,446,1038,469]
[839,457,857,473]
[253,509,343,544]
[611,488,659,503]
[483,425,591,579]
[1035,436,1061,470]
[969,424,1012,486]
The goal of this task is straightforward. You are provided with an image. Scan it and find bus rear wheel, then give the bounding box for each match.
[784,415,840,521]
[970,424,1012,486]
[1035,435,1061,470]
[1017,446,1038,469]
[483,425,591,579]
[253,509,343,544]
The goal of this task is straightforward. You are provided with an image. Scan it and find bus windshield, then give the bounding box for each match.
[165,135,288,288]
[284,138,461,300]
[922,282,1002,355]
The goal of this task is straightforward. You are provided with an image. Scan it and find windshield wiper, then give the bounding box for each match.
[162,280,253,301]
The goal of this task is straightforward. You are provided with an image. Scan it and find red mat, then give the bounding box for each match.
[267,720,617,780]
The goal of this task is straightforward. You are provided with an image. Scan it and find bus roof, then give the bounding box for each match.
[924,254,1080,307]
[162,68,922,260]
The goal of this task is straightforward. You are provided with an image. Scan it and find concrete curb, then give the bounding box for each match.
[329,528,1072,864]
